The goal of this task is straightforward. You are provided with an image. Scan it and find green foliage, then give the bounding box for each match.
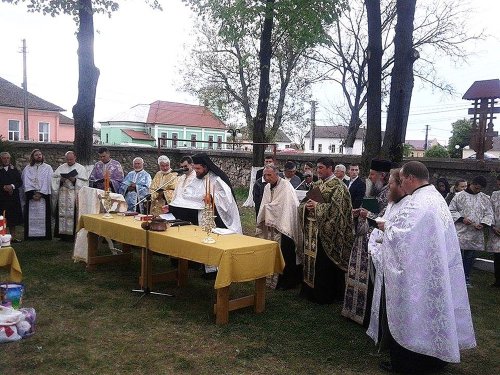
[424,144,450,158]
[448,118,472,158]
[402,143,414,157]
[1,0,161,18]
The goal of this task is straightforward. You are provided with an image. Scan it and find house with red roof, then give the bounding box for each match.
[0,76,73,142]
[99,101,228,149]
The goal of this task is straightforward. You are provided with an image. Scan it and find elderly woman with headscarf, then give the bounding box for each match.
[150,155,178,207]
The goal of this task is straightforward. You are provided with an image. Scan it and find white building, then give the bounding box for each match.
[304,126,367,154]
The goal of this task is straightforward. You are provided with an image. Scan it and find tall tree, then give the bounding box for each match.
[380,0,417,162]
[184,0,346,166]
[2,0,161,164]
[311,0,483,151]
[362,0,383,168]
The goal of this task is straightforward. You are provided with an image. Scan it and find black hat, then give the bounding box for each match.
[191,153,235,197]
[370,159,392,172]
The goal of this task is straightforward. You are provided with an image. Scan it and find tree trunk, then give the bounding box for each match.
[344,100,362,148]
[252,0,275,166]
[381,0,417,163]
[72,0,100,165]
[362,0,383,172]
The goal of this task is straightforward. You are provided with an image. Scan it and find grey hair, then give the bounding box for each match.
[157,155,170,165]
[0,152,11,158]
[334,164,346,172]
[263,164,279,174]
[65,151,75,157]
[133,157,144,164]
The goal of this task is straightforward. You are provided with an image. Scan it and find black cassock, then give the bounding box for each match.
[0,166,23,227]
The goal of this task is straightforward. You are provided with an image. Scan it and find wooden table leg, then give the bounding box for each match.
[86,232,98,271]
[254,277,266,313]
[215,286,230,325]
[177,259,188,287]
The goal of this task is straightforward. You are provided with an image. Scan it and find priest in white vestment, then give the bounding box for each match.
[449,175,493,287]
[52,151,89,240]
[21,149,54,240]
[119,157,152,213]
[256,165,302,289]
[371,161,476,374]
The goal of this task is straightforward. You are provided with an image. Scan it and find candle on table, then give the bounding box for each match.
[104,170,110,192]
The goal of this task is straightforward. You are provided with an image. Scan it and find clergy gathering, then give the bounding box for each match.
[1,144,498,374]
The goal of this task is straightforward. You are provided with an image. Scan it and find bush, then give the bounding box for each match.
[424,144,450,158]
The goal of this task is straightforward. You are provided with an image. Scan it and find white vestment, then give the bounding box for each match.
[370,185,476,363]
[487,190,500,253]
[73,186,127,262]
[21,162,53,238]
[170,172,242,234]
[52,162,89,236]
[449,190,493,251]
[366,195,410,343]
[256,177,302,259]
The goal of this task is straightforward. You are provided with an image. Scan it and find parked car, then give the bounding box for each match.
[466,153,499,160]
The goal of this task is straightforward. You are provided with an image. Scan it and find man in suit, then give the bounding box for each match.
[279,161,301,189]
[347,164,365,209]
[334,164,349,185]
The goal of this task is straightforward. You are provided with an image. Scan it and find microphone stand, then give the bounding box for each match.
[132,194,174,304]
[134,173,180,210]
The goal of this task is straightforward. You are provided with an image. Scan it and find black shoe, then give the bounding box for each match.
[379,361,394,373]
[201,271,217,280]
[11,238,22,244]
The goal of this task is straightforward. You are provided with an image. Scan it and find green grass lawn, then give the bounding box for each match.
[2,189,499,374]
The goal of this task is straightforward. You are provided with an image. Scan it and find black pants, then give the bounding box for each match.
[494,253,500,286]
[300,241,345,304]
[276,235,301,289]
[381,288,448,374]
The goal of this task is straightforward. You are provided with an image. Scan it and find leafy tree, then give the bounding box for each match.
[424,144,449,158]
[184,0,346,166]
[448,118,472,158]
[311,0,483,151]
[2,0,161,164]
[402,143,414,157]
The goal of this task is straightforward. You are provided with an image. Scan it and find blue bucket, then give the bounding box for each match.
[0,283,24,309]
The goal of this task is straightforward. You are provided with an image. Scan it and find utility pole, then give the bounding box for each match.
[21,39,29,140]
[310,100,317,151]
[424,124,429,150]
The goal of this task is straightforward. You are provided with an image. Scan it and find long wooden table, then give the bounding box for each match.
[79,214,284,324]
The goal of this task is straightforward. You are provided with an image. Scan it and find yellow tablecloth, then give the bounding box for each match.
[79,214,284,289]
[0,246,23,282]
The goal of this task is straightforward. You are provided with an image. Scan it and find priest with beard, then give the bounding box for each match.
[370,161,476,374]
[188,153,242,234]
[342,158,391,326]
[89,147,124,193]
[22,149,54,240]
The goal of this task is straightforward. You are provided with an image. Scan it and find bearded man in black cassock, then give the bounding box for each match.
[0,152,23,242]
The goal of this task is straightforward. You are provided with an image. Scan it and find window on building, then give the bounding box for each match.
[106,134,109,144]
[38,122,49,142]
[339,145,344,154]
[160,132,167,147]
[217,136,222,149]
[191,134,197,148]
[208,135,214,149]
[331,144,335,153]
[172,133,178,148]
[318,144,322,153]
[8,120,20,141]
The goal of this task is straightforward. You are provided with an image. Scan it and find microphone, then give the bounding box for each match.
[172,167,189,174]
